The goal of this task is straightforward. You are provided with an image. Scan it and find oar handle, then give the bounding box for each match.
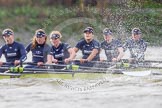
[9,67,24,73]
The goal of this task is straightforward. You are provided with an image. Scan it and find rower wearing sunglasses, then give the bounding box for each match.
[101,28,124,62]
[47,31,75,67]
[25,29,51,68]
[0,28,27,68]
[123,28,147,63]
[74,27,100,67]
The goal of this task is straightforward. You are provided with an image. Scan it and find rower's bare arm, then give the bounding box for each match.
[73,47,79,53]
[46,55,52,64]
[87,49,99,61]
[117,47,124,61]
[65,48,76,63]
[69,48,76,60]
[0,61,3,66]
[100,49,106,61]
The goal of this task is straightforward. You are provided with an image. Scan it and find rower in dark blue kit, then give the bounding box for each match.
[73,27,100,67]
[0,28,27,72]
[25,29,51,68]
[101,28,124,62]
[123,28,147,63]
[46,30,75,69]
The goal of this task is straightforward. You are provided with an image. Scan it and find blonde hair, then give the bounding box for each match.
[49,31,62,39]
[31,29,47,49]
[2,28,14,35]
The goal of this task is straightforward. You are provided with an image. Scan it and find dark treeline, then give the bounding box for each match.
[1,0,162,7]
[0,0,121,7]
[0,0,162,45]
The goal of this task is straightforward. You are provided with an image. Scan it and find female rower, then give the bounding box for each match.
[73,27,100,67]
[0,28,27,72]
[25,29,51,68]
[123,28,147,63]
[46,31,75,68]
[101,28,124,62]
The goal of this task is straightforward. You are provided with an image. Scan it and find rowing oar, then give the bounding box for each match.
[0,66,123,73]
[22,62,161,77]
[23,61,117,70]
[142,60,162,63]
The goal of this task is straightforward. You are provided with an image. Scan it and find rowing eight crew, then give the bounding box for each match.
[0,27,147,70]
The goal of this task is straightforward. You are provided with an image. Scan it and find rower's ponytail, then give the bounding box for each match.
[31,36,37,49]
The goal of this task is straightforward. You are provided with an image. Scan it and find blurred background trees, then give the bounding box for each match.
[0,0,162,45]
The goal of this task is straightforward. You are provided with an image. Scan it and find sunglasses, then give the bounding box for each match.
[36,31,46,38]
[50,34,60,40]
[133,33,141,35]
[2,31,13,37]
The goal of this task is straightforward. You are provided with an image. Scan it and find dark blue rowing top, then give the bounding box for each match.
[75,38,100,61]
[0,41,27,63]
[26,42,51,63]
[101,39,122,62]
[50,43,71,62]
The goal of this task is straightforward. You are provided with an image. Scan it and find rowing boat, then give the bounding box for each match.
[1,60,162,79]
[0,72,109,79]
[0,66,124,79]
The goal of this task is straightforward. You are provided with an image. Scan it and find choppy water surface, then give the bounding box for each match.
[0,47,162,108]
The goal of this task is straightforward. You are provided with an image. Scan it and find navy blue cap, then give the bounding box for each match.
[132,28,141,35]
[103,28,112,36]
[83,27,93,33]
[50,34,60,39]
[2,29,13,36]
[36,31,46,38]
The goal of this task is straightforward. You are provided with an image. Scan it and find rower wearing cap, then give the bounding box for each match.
[25,29,51,68]
[0,28,27,67]
[123,28,147,63]
[47,31,75,65]
[74,27,100,66]
[101,28,124,62]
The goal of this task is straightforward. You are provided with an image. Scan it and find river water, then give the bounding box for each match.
[0,47,162,108]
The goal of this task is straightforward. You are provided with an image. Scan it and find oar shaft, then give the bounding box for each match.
[0,66,123,74]
[144,60,162,63]
[1,62,162,73]
[23,67,123,73]
[24,62,114,70]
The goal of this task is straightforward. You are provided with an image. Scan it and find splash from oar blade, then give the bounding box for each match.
[122,70,152,77]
